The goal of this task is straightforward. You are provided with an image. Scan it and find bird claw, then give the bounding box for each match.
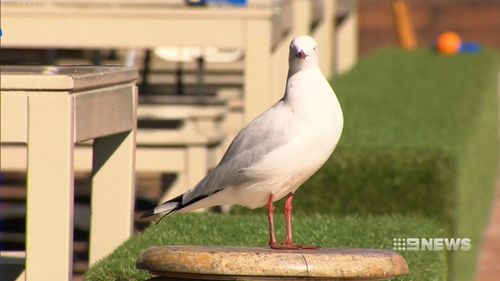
[269,242,320,250]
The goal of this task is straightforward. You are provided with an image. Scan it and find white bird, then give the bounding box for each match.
[142,35,344,249]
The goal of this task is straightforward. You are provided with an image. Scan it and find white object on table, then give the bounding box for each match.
[153,46,243,95]
[154,46,243,63]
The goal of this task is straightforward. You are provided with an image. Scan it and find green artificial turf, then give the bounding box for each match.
[332,49,499,281]
[84,213,447,281]
[334,48,498,152]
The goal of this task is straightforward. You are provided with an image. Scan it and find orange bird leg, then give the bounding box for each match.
[282,193,320,250]
[267,194,277,248]
[267,193,320,250]
[284,193,294,245]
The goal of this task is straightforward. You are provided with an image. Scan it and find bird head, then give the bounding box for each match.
[288,35,319,73]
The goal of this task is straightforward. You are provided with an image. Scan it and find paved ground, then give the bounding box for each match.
[475,174,500,281]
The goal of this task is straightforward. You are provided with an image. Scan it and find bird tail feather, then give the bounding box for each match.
[141,194,183,219]
[140,188,223,224]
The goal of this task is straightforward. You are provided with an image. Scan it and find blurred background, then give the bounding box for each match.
[1,0,499,281]
[359,0,500,55]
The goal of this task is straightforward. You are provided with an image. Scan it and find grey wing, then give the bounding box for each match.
[183,100,297,202]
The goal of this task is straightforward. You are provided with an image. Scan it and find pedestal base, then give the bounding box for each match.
[137,246,409,280]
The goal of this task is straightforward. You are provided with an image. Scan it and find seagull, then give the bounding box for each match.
[141,35,344,249]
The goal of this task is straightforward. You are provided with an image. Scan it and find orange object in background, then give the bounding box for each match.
[436,32,462,55]
[391,0,417,50]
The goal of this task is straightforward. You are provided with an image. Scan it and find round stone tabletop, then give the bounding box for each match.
[137,246,409,280]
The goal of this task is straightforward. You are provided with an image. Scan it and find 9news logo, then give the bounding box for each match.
[393,237,471,251]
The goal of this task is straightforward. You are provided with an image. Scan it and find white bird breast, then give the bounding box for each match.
[237,71,343,207]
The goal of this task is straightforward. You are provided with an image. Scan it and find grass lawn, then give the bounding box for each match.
[84,213,447,281]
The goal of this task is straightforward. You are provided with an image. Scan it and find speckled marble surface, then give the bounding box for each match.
[137,246,408,280]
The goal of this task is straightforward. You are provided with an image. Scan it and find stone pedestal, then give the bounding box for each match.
[136,246,409,280]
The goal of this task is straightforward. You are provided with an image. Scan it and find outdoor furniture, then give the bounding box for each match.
[135,95,228,202]
[153,46,243,95]
[73,120,225,205]
[335,0,359,73]
[0,0,293,122]
[0,65,138,281]
[217,88,244,149]
[0,251,25,281]
[3,93,227,207]
[75,95,227,203]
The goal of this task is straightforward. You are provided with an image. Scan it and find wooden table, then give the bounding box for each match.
[0,65,138,281]
[0,0,293,122]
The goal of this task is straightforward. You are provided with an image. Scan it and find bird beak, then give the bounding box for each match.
[296,50,308,60]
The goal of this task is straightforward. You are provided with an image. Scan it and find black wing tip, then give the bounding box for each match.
[141,190,223,221]
[141,193,185,220]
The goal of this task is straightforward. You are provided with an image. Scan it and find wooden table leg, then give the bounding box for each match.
[89,130,136,265]
[313,0,335,78]
[244,20,273,123]
[26,93,74,281]
[335,0,359,74]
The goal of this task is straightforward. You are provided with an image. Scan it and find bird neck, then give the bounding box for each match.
[288,58,319,74]
[283,68,326,104]
[282,69,342,131]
